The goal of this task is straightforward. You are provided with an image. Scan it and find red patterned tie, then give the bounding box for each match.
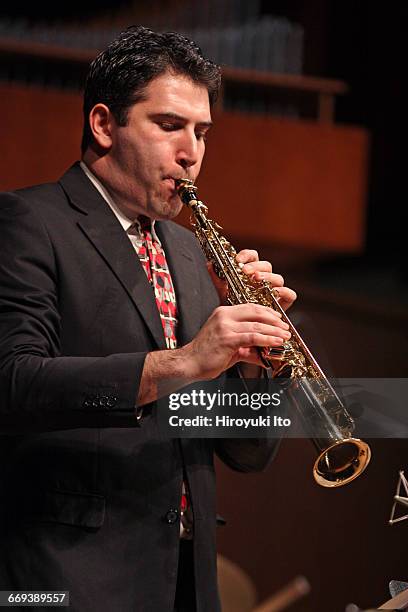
[135,216,178,349]
[133,216,192,538]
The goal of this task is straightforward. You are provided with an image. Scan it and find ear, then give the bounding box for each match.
[88,103,115,150]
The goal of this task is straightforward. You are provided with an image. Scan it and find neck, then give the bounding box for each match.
[82,149,145,220]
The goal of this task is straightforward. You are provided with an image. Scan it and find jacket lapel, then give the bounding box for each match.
[157,221,203,346]
[59,163,166,350]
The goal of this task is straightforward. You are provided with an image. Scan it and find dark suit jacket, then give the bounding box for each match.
[0,164,277,612]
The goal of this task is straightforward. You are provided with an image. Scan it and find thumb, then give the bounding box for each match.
[207,262,228,303]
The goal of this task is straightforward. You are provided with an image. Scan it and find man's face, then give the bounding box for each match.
[104,71,212,220]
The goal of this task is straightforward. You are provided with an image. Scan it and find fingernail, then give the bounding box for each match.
[245,264,254,272]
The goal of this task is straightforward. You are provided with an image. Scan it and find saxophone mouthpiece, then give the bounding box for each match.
[175,178,192,187]
[176,179,198,207]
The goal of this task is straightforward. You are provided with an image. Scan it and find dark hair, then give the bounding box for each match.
[81,26,221,153]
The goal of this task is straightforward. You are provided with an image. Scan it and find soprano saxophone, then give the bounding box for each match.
[176,179,371,488]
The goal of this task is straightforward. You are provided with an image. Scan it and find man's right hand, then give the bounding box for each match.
[137,304,290,408]
[180,304,290,380]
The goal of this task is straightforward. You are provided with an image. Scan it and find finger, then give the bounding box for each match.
[252,271,284,286]
[235,347,267,368]
[237,331,289,348]
[275,287,297,311]
[232,321,291,340]
[241,260,272,275]
[222,304,288,328]
[235,249,259,264]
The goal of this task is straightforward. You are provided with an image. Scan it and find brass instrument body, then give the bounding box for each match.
[177,179,371,488]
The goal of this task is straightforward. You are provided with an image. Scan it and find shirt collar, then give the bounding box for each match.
[79,161,161,242]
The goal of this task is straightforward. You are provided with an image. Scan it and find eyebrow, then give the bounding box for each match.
[149,112,213,129]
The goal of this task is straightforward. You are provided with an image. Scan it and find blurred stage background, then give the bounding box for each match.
[0,1,407,610]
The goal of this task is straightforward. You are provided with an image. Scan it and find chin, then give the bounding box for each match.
[162,206,183,221]
[154,198,183,221]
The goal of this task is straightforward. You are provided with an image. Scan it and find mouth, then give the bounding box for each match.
[163,177,176,191]
[163,176,192,194]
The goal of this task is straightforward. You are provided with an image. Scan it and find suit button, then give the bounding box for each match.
[165,509,179,524]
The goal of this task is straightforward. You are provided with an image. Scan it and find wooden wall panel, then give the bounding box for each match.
[197,112,370,253]
[1,83,369,254]
[1,83,83,189]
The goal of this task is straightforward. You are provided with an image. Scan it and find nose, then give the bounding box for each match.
[175,128,199,170]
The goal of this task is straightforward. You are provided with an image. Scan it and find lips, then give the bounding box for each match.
[163,177,175,190]
[163,176,192,195]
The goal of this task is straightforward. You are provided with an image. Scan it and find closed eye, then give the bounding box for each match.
[158,122,208,141]
[159,122,181,132]
[195,131,208,141]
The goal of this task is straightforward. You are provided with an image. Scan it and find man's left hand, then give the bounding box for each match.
[208,249,297,311]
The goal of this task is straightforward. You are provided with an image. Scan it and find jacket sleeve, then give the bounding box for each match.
[214,370,281,472]
[214,437,280,473]
[212,367,282,472]
[0,192,146,432]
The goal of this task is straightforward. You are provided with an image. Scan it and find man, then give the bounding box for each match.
[0,27,295,611]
